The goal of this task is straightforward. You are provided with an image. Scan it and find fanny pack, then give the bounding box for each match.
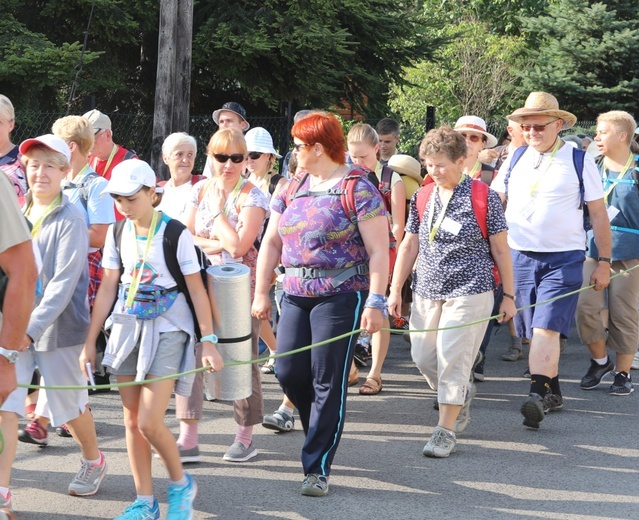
[118,284,179,320]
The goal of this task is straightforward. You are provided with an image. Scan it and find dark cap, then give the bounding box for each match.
[212,102,250,129]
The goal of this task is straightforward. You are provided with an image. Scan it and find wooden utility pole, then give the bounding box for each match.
[151,0,194,179]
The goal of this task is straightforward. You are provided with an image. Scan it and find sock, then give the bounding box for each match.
[83,453,102,466]
[177,421,199,450]
[530,374,551,396]
[549,376,561,396]
[593,356,608,365]
[510,336,523,350]
[0,486,10,500]
[235,425,253,449]
[170,475,189,488]
[137,495,154,507]
[278,405,295,417]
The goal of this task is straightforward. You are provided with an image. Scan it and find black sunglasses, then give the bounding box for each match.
[213,153,245,164]
[248,152,264,160]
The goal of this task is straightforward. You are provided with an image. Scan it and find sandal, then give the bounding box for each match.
[348,363,359,387]
[359,375,382,395]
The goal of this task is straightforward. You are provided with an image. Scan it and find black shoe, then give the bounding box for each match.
[521,393,547,429]
[543,392,564,412]
[580,358,614,389]
[433,398,439,411]
[353,343,370,368]
[609,371,634,396]
[88,373,112,395]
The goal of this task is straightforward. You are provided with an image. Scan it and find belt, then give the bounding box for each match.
[277,264,369,289]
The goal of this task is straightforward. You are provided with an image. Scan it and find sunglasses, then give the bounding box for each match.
[293,143,313,152]
[460,133,486,143]
[213,153,245,164]
[520,119,559,133]
[248,152,264,160]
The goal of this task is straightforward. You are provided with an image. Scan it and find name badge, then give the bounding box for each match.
[607,205,620,222]
[112,313,137,326]
[440,217,462,236]
[520,200,535,221]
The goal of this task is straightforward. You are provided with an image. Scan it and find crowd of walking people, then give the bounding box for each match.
[1,91,639,519]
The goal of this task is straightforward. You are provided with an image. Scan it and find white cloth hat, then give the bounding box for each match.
[83,109,112,131]
[102,159,156,197]
[19,134,71,163]
[454,116,498,149]
[245,127,281,158]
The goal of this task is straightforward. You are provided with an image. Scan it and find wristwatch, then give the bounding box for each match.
[0,346,19,364]
[200,334,219,344]
[503,292,516,302]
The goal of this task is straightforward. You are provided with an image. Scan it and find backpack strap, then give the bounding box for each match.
[415,182,435,222]
[113,219,126,274]
[197,179,215,204]
[470,179,489,239]
[235,180,256,213]
[285,172,310,206]
[340,169,368,224]
[63,170,100,210]
[503,145,528,200]
[268,173,283,195]
[571,147,586,210]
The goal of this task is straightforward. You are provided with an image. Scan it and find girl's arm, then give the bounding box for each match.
[390,179,406,245]
[251,212,283,322]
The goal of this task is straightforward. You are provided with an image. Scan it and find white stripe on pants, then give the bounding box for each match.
[410,291,493,405]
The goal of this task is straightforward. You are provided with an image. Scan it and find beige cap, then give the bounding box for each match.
[83,109,112,131]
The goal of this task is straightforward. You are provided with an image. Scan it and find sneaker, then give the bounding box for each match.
[223,441,257,462]
[544,392,564,412]
[17,419,48,446]
[433,398,439,411]
[178,444,202,464]
[580,358,615,389]
[0,491,15,520]
[262,410,295,432]
[609,371,634,396]
[502,346,523,361]
[631,351,639,370]
[353,343,370,368]
[521,393,547,429]
[390,316,409,334]
[260,358,276,374]
[423,426,457,458]
[453,383,476,434]
[167,472,197,520]
[114,499,160,520]
[68,451,107,496]
[56,424,73,438]
[301,474,329,497]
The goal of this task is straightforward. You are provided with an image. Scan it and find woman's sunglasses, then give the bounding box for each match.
[248,152,264,160]
[213,153,245,164]
[460,133,486,143]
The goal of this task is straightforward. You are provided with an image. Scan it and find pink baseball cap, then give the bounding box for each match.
[19,134,72,163]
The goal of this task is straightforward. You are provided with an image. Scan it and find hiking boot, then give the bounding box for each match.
[580,358,614,389]
[223,441,257,462]
[423,426,457,458]
[262,410,295,432]
[114,499,160,520]
[68,451,107,496]
[18,419,48,446]
[167,472,197,519]
[521,393,547,429]
[543,392,564,412]
[301,474,329,497]
[390,316,409,334]
[453,383,476,434]
[609,371,634,396]
[0,491,15,520]
[502,346,523,361]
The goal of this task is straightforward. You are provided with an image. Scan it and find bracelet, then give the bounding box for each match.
[597,257,611,264]
[200,334,218,344]
[212,210,223,221]
[503,292,516,302]
[364,293,389,318]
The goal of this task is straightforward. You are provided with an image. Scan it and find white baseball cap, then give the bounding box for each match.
[102,159,156,197]
[19,134,71,163]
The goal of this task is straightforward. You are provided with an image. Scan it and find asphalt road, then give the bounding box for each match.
[9,325,639,520]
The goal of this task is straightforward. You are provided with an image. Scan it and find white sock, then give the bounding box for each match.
[137,495,154,507]
[593,356,609,365]
[278,405,295,417]
[171,475,189,488]
[83,453,102,465]
[0,486,10,500]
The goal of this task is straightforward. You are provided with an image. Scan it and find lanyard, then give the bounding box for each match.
[469,160,481,179]
[25,194,62,238]
[529,139,561,197]
[223,177,243,216]
[602,153,634,204]
[427,175,465,244]
[125,210,159,309]
[103,145,118,176]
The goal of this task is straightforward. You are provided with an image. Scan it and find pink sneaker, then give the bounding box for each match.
[18,419,48,446]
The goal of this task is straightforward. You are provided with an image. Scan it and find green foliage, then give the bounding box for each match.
[519,0,639,119]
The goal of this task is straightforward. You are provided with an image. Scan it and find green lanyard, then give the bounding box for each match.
[469,160,481,179]
[427,175,466,244]
[125,210,159,309]
[602,153,634,204]
[25,194,62,238]
[223,177,244,216]
[529,139,561,197]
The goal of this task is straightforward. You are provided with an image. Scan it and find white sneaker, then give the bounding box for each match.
[631,351,639,370]
[423,426,457,458]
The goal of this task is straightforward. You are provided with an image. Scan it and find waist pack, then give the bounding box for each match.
[118,284,179,320]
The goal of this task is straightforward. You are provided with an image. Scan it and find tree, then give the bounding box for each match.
[519,0,639,119]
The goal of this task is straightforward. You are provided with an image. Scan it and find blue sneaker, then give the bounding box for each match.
[114,499,160,520]
[167,473,197,519]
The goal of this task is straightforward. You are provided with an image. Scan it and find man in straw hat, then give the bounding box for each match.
[491,92,612,429]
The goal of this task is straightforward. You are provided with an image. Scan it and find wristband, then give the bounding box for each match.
[212,210,223,221]
[503,292,516,302]
[364,293,389,318]
[200,334,218,344]
[597,257,611,264]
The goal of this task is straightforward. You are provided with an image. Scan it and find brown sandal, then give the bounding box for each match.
[348,362,359,387]
[359,375,382,395]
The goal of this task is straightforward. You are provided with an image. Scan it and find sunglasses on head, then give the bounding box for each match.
[248,152,264,160]
[460,133,485,143]
[213,153,245,164]
[520,119,559,133]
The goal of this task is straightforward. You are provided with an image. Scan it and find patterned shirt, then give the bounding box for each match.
[406,176,507,300]
[271,168,386,297]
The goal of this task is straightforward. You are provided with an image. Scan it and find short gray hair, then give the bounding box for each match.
[162,132,197,157]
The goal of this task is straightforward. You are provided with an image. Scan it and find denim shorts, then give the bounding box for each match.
[112,330,188,378]
[512,249,585,338]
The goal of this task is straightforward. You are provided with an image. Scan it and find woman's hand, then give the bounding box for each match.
[202,342,224,372]
[497,297,517,323]
[360,307,383,334]
[387,290,403,319]
[251,293,272,322]
[80,342,97,379]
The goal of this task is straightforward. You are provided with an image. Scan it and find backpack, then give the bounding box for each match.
[113,215,211,337]
[503,145,589,230]
[365,165,394,214]
[62,170,101,210]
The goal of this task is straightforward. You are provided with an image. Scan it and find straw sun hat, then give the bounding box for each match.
[508,92,577,130]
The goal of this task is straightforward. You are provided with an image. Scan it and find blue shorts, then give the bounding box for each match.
[512,249,585,338]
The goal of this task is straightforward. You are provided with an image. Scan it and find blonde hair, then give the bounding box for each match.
[347,123,379,147]
[0,95,15,122]
[207,128,247,157]
[21,144,70,171]
[597,110,637,144]
[52,116,95,157]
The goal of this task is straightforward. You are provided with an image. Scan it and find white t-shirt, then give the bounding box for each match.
[491,143,603,252]
[157,181,193,222]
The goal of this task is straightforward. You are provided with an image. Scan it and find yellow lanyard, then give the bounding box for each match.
[469,160,481,179]
[25,194,62,238]
[223,177,243,216]
[427,175,466,244]
[75,164,90,180]
[529,139,561,197]
[125,210,159,308]
[602,153,634,204]
[103,145,118,176]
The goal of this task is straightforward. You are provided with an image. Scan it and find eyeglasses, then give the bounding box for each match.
[460,133,485,143]
[520,119,559,133]
[292,143,313,152]
[248,152,264,160]
[94,129,104,136]
[213,153,245,164]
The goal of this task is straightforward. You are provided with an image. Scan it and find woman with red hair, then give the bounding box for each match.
[252,112,389,496]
